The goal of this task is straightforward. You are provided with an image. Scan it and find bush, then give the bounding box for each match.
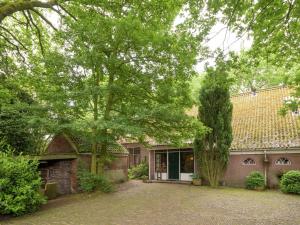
[77,170,113,193]
[280,170,300,194]
[128,162,148,179]
[0,150,46,216]
[245,171,265,190]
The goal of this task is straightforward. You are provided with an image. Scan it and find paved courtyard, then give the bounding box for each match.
[2,181,300,225]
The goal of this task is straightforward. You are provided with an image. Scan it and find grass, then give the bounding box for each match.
[2,181,300,225]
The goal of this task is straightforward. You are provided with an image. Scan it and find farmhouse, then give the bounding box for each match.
[39,86,300,192]
[126,87,300,187]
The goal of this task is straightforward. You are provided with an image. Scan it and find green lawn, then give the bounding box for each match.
[2,181,300,225]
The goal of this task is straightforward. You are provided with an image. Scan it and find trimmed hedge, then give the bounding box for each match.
[0,151,46,216]
[245,171,265,190]
[280,170,300,194]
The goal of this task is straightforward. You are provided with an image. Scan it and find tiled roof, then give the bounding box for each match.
[190,87,300,151]
[68,135,129,154]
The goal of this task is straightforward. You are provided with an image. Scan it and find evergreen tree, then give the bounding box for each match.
[194,58,233,187]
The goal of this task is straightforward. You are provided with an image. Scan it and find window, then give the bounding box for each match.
[275,158,291,166]
[242,158,256,165]
[180,151,194,173]
[155,152,167,172]
[128,147,141,168]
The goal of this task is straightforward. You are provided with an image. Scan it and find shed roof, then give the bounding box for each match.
[190,86,300,151]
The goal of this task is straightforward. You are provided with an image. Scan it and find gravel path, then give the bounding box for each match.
[2,181,300,225]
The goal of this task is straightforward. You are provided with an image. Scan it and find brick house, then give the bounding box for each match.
[37,86,299,192]
[144,87,300,187]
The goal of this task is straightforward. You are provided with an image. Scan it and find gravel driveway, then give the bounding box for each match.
[2,180,300,225]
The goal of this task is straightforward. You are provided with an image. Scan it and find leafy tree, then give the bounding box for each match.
[0,0,77,57]
[228,51,288,94]
[21,1,211,173]
[206,0,300,111]
[0,76,48,154]
[194,57,233,187]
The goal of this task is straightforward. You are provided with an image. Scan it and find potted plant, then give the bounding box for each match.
[191,173,202,186]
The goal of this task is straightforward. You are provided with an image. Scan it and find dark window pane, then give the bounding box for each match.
[180,152,194,173]
[134,147,140,154]
[129,148,134,154]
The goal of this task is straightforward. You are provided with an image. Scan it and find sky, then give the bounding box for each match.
[196,22,252,72]
[173,11,253,73]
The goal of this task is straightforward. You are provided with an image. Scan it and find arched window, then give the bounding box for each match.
[275,158,291,165]
[243,158,256,165]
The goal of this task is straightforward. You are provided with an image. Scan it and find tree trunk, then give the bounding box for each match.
[90,70,100,174]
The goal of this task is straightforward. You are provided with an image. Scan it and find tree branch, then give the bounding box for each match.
[0,0,58,23]
[26,10,44,55]
[0,25,27,50]
[30,8,57,31]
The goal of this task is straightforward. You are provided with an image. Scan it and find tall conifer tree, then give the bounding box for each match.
[194,58,233,187]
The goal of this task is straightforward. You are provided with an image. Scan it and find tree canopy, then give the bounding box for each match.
[206,0,300,109]
[0,1,213,173]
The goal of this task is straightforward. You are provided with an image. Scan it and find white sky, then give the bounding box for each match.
[173,12,252,73]
[196,22,252,72]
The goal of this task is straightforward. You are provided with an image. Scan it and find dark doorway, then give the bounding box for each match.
[168,152,179,180]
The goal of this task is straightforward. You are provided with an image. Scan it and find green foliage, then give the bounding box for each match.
[245,171,265,190]
[280,170,300,195]
[77,170,113,193]
[191,173,202,180]
[128,162,149,180]
[0,150,46,216]
[0,78,49,155]
[206,0,300,111]
[228,51,288,94]
[194,56,233,187]
[18,1,210,172]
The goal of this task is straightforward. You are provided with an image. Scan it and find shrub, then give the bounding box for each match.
[77,170,113,193]
[280,170,300,194]
[0,150,46,216]
[245,171,265,190]
[128,162,148,179]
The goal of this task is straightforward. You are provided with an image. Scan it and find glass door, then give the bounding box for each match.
[168,152,179,180]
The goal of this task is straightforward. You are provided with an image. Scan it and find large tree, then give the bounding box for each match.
[194,57,233,187]
[0,76,49,154]
[206,0,300,110]
[21,0,211,173]
[228,51,288,94]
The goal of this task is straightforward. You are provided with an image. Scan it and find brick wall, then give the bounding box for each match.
[224,153,300,188]
[148,149,300,188]
[78,153,129,179]
[47,135,75,154]
[39,159,77,195]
